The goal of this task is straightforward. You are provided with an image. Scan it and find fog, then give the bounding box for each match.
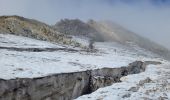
[0,0,170,49]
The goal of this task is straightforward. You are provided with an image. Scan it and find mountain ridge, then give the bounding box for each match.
[0,15,81,47]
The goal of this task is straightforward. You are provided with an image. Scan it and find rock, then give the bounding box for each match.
[122,93,131,98]
[138,77,153,86]
[128,87,139,92]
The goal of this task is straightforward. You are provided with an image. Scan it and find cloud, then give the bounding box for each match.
[0,0,170,49]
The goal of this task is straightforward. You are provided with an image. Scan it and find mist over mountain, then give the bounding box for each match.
[54,18,170,60]
[0,0,170,49]
[87,20,170,60]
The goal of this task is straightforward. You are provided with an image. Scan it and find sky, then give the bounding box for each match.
[0,0,170,49]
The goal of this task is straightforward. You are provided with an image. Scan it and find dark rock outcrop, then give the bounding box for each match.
[0,71,90,100]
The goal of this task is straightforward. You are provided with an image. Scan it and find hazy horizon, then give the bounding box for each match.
[0,0,170,49]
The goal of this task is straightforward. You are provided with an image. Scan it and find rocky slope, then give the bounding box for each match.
[0,16,81,47]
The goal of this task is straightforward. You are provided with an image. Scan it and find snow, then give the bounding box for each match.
[72,36,90,46]
[1,34,170,99]
[76,61,170,100]
[0,34,64,48]
[0,34,162,80]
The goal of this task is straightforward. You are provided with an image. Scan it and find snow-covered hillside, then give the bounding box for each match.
[0,34,161,80]
[0,34,169,100]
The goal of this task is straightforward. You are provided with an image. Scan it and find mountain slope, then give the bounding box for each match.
[54,19,170,60]
[87,20,170,60]
[1,16,169,60]
[0,16,80,46]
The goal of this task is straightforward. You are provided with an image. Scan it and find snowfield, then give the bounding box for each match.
[0,34,170,99]
[0,34,163,79]
[0,34,64,48]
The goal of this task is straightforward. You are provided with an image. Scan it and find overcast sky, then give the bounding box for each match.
[0,0,170,49]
